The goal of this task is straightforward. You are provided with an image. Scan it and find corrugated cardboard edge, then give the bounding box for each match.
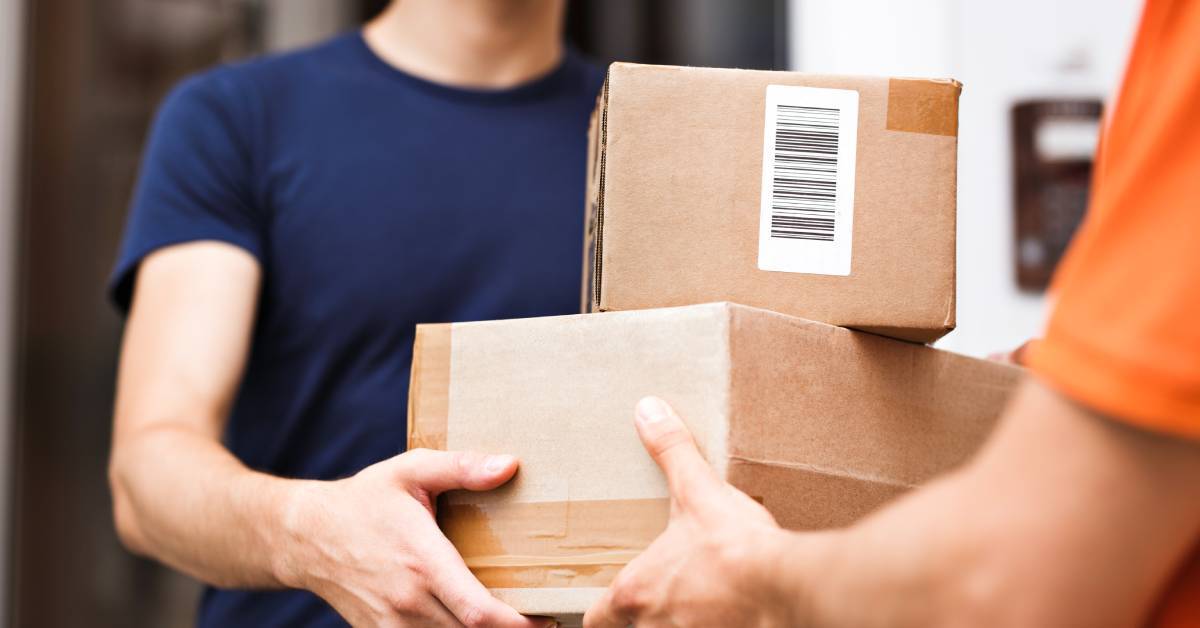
[590,71,612,312]
[852,323,944,345]
[886,77,962,137]
[580,87,604,313]
[407,323,451,451]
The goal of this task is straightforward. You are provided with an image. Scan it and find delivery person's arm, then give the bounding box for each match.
[109,241,548,628]
[585,387,1200,628]
[591,2,1200,626]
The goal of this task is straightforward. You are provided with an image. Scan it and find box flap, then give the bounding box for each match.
[726,304,1018,490]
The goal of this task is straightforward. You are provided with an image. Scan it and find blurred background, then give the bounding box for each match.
[0,0,1140,625]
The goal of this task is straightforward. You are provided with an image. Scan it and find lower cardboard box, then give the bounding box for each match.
[407,303,1021,626]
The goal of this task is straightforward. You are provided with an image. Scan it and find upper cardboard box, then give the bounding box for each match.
[583,63,962,343]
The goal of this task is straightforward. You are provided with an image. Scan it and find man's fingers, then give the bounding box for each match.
[423,535,550,628]
[399,462,548,628]
[397,448,520,495]
[583,585,631,628]
[634,396,724,509]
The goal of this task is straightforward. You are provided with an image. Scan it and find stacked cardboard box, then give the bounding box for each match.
[583,63,962,343]
[409,63,1020,625]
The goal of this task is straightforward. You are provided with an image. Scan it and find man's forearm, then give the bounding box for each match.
[111,422,549,627]
[770,380,1200,628]
[109,423,306,589]
[772,472,1002,628]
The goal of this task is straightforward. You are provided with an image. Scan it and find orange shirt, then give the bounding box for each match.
[1025,0,1200,625]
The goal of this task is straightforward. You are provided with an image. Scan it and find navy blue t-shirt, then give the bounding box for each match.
[110,32,604,627]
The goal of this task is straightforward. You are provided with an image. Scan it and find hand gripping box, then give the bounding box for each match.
[408,303,1019,625]
[583,63,962,343]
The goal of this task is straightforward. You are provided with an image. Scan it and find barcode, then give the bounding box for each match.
[768,104,841,242]
[758,84,857,276]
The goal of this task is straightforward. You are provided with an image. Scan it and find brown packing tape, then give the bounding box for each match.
[472,562,624,590]
[407,323,451,450]
[440,498,670,588]
[886,78,961,137]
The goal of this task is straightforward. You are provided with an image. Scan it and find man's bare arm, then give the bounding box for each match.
[109,241,548,627]
[586,380,1200,627]
[109,241,283,585]
[796,379,1200,627]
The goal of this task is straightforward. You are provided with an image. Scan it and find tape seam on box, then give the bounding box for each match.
[886,78,961,137]
[441,497,669,589]
[408,323,451,450]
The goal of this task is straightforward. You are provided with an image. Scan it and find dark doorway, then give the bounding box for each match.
[567,0,788,70]
[9,1,787,625]
[11,2,264,626]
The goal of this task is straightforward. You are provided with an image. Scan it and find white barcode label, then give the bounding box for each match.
[757,85,859,276]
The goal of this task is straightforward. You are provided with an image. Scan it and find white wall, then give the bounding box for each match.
[790,0,1141,356]
[794,0,959,78]
[261,0,357,52]
[0,0,25,620]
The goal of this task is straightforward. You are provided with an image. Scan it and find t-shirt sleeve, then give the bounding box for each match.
[108,69,265,313]
[1026,3,1200,440]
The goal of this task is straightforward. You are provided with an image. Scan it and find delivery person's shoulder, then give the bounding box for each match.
[1025,0,1200,439]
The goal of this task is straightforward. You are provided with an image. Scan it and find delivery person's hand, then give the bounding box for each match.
[986,339,1036,366]
[584,397,801,628]
[278,448,553,628]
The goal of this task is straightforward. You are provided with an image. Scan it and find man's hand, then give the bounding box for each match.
[584,397,802,628]
[986,339,1035,366]
[588,382,1200,628]
[110,244,552,627]
[279,448,554,628]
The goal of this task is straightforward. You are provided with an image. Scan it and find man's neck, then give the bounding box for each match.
[363,0,565,89]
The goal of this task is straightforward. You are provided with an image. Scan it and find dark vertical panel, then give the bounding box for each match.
[566,0,786,69]
[1011,100,1101,291]
[11,2,789,625]
[12,2,258,626]
[360,0,391,21]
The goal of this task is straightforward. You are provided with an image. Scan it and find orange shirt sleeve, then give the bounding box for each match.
[1026,0,1200,440]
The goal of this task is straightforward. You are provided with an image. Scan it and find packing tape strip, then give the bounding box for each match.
[408,323,452,450]
[440,498,671,588]
[886,78,961,137]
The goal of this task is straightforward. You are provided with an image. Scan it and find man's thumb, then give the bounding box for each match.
[397,448,519,495]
